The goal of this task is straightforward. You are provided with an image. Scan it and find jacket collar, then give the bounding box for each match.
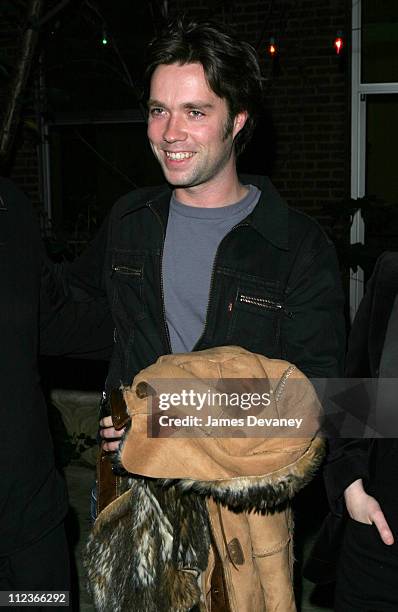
[240,175,288,250]
[119,184,170,223]
[120,175,289,250]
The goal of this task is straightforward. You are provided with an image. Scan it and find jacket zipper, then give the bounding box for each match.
[239,294,282,310]
[239,293,293,318]
[239,294,283,310]
[193,222,250,350]
[147,201,172,354]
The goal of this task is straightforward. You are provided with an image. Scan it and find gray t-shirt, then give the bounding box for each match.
[163,185,261,353]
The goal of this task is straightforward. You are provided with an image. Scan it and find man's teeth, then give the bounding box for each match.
[165,152,194,160]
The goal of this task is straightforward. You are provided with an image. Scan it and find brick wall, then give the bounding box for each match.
[1,0,351,226]
[168,0,350,227]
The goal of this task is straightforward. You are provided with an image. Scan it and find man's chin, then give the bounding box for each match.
[162,170,197,188]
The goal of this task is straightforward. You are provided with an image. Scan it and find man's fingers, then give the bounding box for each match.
[100,426,119,439]
[99,415,126,452]
[100,416,113,428]
[99,426,126,440]
[102,440,121,452]
[100,424,126,453]
[372,509,395,545]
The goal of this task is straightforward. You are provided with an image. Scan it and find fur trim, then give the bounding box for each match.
[171,437,325,512]
[115,430,325,513]
[85,479,210,612]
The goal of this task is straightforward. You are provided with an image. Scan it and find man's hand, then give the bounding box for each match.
[344,478,394,545]
[99,415,126,452]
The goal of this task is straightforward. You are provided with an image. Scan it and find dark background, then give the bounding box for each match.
[1,0,398,381]
[1,0,351,244]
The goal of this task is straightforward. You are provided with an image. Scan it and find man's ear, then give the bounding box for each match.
[232,110,248,139]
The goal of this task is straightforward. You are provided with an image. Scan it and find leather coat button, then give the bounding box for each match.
[228,538,245,565]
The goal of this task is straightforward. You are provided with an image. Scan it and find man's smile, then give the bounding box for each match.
[164,151,196,161]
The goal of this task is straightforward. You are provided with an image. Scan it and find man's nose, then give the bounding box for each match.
[163,115,187,143]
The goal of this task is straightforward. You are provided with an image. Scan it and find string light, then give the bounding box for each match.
[267,37,277,57]
[102,27,108,45]
[334,31,343,55]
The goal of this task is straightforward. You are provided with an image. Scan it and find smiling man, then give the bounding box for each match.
[147,62,247,204]
[68,18,345,609]
[82,17,345,462]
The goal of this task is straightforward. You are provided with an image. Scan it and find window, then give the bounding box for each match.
[350,0,398,317]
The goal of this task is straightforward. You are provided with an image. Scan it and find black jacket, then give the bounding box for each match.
[0,178,113,556]
[68,175,345,402]
[324,252,398,514]
[306,252,398,584]
[0,179,69,556]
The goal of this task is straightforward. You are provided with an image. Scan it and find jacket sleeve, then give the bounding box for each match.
[323,265,378,514]
[323,439,372,515]
[282,229,346,379]
[39,216,114,359]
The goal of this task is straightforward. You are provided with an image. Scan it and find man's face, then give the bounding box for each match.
[147,62,246,190]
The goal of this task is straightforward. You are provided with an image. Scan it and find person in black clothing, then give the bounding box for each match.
[324,252,398,611]
[0,178,112,594]
[95,19,346,460]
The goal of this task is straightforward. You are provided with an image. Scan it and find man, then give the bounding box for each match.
[63,17,345,610]
[323,252,398,611]
[0,178,112,597]
[87,19,345,465]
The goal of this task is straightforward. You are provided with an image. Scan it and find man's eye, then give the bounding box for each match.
[150,108,165,116]
[189,110,204,118]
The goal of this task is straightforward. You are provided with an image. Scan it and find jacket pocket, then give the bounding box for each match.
[227,287,288,356]
[237,292,289,315]
[111,251,146,319]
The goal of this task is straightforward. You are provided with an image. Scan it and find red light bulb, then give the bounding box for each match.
[268,37,277,57]
[334,35,343,55]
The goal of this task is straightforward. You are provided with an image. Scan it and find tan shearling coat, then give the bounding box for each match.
[86,346,324,612]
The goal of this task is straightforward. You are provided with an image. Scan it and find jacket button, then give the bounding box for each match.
[228,537,245,565]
